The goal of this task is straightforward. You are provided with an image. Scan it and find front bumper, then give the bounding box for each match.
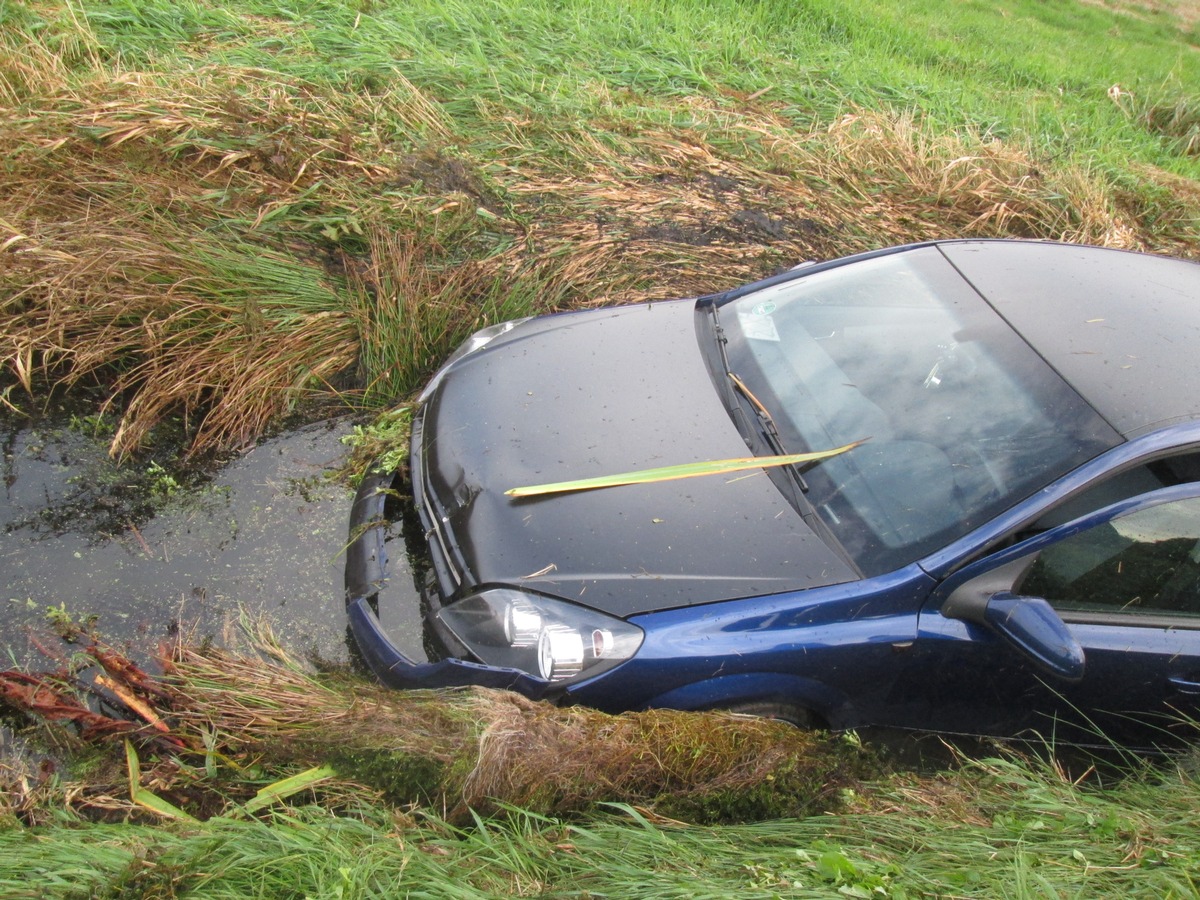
[343,467,552,696]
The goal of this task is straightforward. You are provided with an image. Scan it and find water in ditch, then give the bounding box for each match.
[0,403,425,670]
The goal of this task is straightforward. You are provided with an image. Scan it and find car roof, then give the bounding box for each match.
[937,241,1200,439]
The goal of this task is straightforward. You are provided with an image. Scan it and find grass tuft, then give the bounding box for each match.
[1110,80,1200,158]
[164,643,867,822]
[2,216,357,456]
[0,629,869,826]
[1142,94,1200,157]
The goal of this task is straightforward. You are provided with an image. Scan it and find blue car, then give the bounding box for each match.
[346,239,1200,746]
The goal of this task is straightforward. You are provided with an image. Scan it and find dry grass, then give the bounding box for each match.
[0,633,867,824]
[1078,0,1200,32]
[0,66,437,455]
[164,645,863,822]
[345,217,605,404]
[2,49,1195,455]
[2,215,358,455]
[504,102,1189,312]
[810,111,1144,247]
[0,1,103,105]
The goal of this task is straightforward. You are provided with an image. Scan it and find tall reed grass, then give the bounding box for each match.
[2,0,1197,455]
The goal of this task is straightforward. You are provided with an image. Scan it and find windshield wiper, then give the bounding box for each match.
[725,371,810,493]
[706,302,862,575]
[707,303,811,492]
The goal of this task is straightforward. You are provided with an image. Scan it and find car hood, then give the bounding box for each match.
[416,299,858,618]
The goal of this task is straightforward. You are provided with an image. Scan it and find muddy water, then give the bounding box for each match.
[1,410,423,668]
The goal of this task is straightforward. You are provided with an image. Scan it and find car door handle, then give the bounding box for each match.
[1168,675,1200,695]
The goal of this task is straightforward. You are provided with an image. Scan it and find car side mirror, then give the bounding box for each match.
[943,571,1085,682]
[982,592,1085,682]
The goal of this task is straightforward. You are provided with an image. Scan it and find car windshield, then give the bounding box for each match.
[718,246,1121,576]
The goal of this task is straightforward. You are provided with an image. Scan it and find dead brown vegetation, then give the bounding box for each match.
[1077,0,1200,33]
[0,637,867,825]
[496,102,1200,328]
[0,68,448,455]
[170,645,863,822]
[2,63,1196,456]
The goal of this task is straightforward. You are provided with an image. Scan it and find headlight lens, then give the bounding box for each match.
[437,587,643,684]
[538,625,584,681]
[503,598,541,648]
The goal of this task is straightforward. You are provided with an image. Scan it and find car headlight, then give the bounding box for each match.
[437,587,643,684]
[418,319,532,403]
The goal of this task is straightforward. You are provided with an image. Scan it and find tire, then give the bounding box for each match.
[722,700,815,729]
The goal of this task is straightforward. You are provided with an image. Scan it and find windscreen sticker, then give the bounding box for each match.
[737,308,780,342]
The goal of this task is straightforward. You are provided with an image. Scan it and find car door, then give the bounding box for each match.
[905,484,1200,746]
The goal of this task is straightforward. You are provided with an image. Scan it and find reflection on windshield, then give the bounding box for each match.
[720,247,1120,576]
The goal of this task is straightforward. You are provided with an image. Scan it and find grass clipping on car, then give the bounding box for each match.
[506,440,867,497]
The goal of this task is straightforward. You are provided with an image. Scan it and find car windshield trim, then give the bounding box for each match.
[714,247,1121,576]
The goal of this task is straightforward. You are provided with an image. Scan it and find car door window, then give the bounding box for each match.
[1018,496,1200,619]
[1030,450,1200,532]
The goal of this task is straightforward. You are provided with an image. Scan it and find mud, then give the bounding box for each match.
[393,148,504,212]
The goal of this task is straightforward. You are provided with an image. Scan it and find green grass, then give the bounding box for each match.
[4,634,1200,897]
[5,753,1200,898]
[22,0,1200,175]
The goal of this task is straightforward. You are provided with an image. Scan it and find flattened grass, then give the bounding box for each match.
[157,643,867,823]
[0,630,868,829]
[2,0,1197,455]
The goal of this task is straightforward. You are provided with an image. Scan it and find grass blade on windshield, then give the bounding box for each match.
[506,439,866,498]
